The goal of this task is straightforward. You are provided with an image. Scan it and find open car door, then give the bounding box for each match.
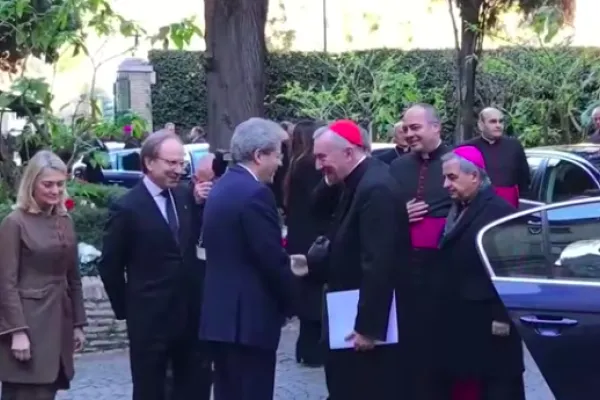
[476,197,600,400]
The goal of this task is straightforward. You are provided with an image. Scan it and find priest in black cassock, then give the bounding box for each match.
[377,121,410,164]
[389,103,453,400]
[462,107,530,208]
[293,119,411,400]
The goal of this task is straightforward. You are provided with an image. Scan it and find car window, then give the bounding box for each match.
[523,156,544,201]
[541,158,596,203]
[480,211,548,279]
[480,199,600,282]
[119,151,141,172]
[108,153,118,169]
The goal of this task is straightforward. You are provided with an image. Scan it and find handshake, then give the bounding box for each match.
[290,254,309,277]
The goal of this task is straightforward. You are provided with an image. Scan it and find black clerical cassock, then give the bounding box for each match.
[463,136,530,207]
[389,143,453,399]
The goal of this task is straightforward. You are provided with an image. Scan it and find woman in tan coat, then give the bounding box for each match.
[0,150,87,400]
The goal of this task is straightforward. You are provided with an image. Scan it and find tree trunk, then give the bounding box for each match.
[204,0,269,151]
[457,0,482,142]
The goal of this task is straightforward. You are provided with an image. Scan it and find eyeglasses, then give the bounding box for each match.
[158,157,186,169]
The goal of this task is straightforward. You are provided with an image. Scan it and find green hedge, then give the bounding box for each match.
[149,47,600,144]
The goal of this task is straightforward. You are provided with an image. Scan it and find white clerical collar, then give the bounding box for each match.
[420,140,442,160]
[239,163,259,181]
[349,155,367,174]
[481,134,499,145]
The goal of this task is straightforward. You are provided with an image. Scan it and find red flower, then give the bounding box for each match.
[65,198,75,211]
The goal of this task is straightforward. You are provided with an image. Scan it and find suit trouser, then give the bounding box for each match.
[211,342,276,400]
[130,336,211,400]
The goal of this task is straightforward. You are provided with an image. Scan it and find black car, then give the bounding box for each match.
[74,143,211,188]
[522,143,600,208]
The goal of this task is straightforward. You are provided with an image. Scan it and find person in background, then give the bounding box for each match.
[99,131,211,400]
[0,150,87,400]
[378,121,410,164]
[284,120,326,367]
[165,122,176,135]
[389,104,452,400]
[189,126,207,144]
[280,121,295,140]
[462,107,529,208]
[358,124,372,154]
[295,120,411,399]
[269,121,293,211]
[587,106,600,143]
[200,118,299,400]
[437,146,524,400]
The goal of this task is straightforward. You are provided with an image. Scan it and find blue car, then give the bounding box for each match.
[477,196,600,399]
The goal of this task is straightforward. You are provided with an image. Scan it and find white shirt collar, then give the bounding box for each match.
[143,176,164,197]
[239,164,259,181]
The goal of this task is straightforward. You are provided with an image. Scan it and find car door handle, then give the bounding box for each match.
[520,315,578,337]
[527,220,542,235]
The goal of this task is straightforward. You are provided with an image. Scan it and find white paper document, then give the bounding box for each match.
[326,289,398,350]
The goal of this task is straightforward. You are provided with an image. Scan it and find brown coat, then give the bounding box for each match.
[0,209,87,384]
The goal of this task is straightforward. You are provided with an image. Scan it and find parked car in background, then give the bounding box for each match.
[522,144,600,208]
[74,143,210,188]
[371,142,395,154]
[477,196,600,399]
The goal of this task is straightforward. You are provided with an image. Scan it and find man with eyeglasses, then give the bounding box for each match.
[461,107,530,208]
[99,130,212,400]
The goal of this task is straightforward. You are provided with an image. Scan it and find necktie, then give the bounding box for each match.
[161,189,179,239]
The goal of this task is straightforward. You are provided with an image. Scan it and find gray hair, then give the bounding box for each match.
[140,130,182,173]
[441,152,491,186]
[230,118,285,163]
[593,106,600,117]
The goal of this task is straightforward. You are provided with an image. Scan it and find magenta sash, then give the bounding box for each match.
[409,217,446,249]
[494,185,519,208]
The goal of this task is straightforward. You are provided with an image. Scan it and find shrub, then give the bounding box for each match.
[149,47,600,145]
[67,181,127,208]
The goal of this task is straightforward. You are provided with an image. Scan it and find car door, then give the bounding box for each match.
[476,197,600,399]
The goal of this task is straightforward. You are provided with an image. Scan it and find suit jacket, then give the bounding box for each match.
[436,186,523,377]
[199,165,298,351]
[310,157,412,340]
[98,181,201,346]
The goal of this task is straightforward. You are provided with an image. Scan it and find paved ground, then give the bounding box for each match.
[56,321,554,399]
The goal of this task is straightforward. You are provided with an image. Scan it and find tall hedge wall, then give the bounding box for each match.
[149,48,600,142]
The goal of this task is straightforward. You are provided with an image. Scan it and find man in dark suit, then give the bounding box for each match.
[295,120,412,399]
[435,146,524,400]
[98,130,212,400]
[200,118,299,400]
